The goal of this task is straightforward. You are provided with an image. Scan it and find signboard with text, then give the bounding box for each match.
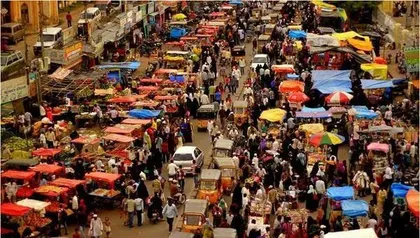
[1,76,28,104]
[404,47,419,72]
[45,42,82,65]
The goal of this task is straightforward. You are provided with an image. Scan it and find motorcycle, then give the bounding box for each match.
[172,192,187,206]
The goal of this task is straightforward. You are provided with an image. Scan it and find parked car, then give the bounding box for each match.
[33,27,63,56]
[1,23,24,44]
[172,146,204,174]
[1,51,25,81]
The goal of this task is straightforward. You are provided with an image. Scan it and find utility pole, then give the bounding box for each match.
[37,1,44,104]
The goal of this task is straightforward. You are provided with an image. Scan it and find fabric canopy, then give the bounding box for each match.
[122,118,151,125]
[34,185,69,196]
[17,199,51,211]
[71,136,101,144]
[108,96,137,103]
[1,170,36,180]
[288,30,306,39]
[279,81,304,93]
[406,189,419,217]
[30,164,64,174]
[325,228,377,238]
[32,148,62,157]
[50,178,85,189]
[306,33,340,47]
[391,183,414,198]
[348,106,378,119]
[97,62,140,70]
[361,63,388,79]
[348,38,373,51]
[311,70,352,93]
[296,111,331,118]
[128,109,161,119]
[1,203,31,216]
[341,200,369,217]
[104,126,134,135]
[332,31,369,41]
[85,172,122,184]
[327,186,354,200]
[259,109,287,122]
[102,134,135,143]
[361,79,394,89]
[301,106,326,113]
[367,143,389,153]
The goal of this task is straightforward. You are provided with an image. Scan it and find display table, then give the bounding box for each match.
[89,189,122,208]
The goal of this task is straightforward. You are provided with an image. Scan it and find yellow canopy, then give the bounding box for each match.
[311,0,336,10]
[348,38,373,51]
[338,8,348,22]
[299,123,325,134]
[259,109,286,122]
[173,13,187,20]
[332,31,369,41]
[361,63,388,80]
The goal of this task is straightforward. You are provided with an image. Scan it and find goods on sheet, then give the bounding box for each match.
[307,152,324,164]
[76,88,93,99]
[25,213,51,228]
[91,188,108,196]
[4,137,34,150]
[268,127,280,136]
[37,186,62,194]
[45,201,66,213]
[250,200,271,215]
[279,209,308,223]
[372,156,388,174]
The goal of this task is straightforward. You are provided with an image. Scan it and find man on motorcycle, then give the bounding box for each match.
[148,192,163,220]
[152,175,162,194]
[169,179,182,204]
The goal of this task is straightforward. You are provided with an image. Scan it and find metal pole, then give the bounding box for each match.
[37,1,44,104]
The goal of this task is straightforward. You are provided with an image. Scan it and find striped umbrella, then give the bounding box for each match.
[287,92,309,103]
[309,132,345,147]
[325,92,353,104]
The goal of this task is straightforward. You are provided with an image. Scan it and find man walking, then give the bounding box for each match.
[66,12,72,27]
[134,196,144,226]
[162,198,178,233]
[124,195,136,228]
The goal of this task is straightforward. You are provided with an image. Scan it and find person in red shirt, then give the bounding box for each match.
[66,12,72,27]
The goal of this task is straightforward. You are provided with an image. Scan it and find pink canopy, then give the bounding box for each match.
[102,133,135,143]
[32,148,62,157]
[367,142,389,153]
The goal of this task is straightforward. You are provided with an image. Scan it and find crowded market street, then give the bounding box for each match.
[1,1,419,238]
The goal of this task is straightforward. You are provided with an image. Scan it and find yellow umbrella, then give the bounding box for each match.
[259,109,286,122]
[173,13,187,20]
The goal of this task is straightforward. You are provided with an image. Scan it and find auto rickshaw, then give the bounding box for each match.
[212,139,234,157]
[258,35,271,52]
[196,104,217,132]
[232,45,245,63]
[265,24,275,36]
[214,228,237,238]
[233,100,248,127]
[197,169,222,204]
[181,199,208,233]
[213,157,238,193]
[252,8,262,18]
[261,16,271,24]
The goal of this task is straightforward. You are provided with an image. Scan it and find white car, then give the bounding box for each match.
[78,7,102,24]
[251,54,270,69]
[172,146,204,174]
[33,27,63,56]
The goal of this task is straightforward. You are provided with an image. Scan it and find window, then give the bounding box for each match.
[200,181,216,190]
[42,34,56,42]
[184,216,201,226]
[1,27,12,33]
[173,153,193,161]
[194,148,201,158]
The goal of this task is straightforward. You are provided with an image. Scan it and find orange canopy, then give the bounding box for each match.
[122,118,150,125]
[154,95,178,101]
[108,96,137,103]
[406,189,420,217]
[71,137,101,144]
[140,78,164,83]
[50,178,85,189]
[348,38,373,52]
[104,126,135,135]
[155,69,178,74]
[1,203,31,216]
[85,172,122,185]
[30,164,64,174]
[32,148,62,157]
[412,80,419,89]
[138,86,160,91]
[34,185,69,197]
[2,170,36,180]
[180,36,198,41]
[279,81,305,93]
[102,133,135,143]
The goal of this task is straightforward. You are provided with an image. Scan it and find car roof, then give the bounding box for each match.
[43,27,62,35]
[174,146,197,154]
[213,157,235,167]
[83,7,100,14]
[184,199,208,214]
[200,169,221,180]
[214,139,234,149]
[254,54,268,58]
[1,23,21,27]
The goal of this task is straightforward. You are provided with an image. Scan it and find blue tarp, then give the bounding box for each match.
[361,79,394,89]
[98,62,141,70]
[229,0,242,4]
[312,70,352,93]
[327,186,354,201]
[289,30,307,39]
[287,74,299,79]
[128,109,161,119]
[296,111,331,118]
[302,106,326,113]
[169,75,185,83]
[391,183,414,198]
[170,27,187,39]
[352,106,378,119]
[341,200,369,218]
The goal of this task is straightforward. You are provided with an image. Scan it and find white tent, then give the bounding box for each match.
[324,228,378,238]
[17,199,51,211]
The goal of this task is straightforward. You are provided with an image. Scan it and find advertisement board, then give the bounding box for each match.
[1,76,28,103]
[45,42,83,65]
[404,47,419,72]
[62,27,75,45]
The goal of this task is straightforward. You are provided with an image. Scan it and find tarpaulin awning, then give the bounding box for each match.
[301,106,326,113]
[324,228,377,238]
[306,33,340,47]
[272,64,295,73]
[367,142,389,153]
[32,148,62,157]
[128,109,162,119]
[1,170,36,180]
[138,86,160,91]
[104,126,135,135]
[49,67,73,80]
[34,185,69,196]
[50,178,86,189]
[337,8,348,21]
[97,62,140,70]
[286,74,299,79]
[1,203,31,216]
[4,159,39,168]
[85,172,122,184]
[327,186,354,200]
[311,70,352,93]
[17,199,51,211]
[259,109,287,122]
[332,31,369,41]
[122,118,151,125]
[361,79,394,89]
[132,101,160,108]
[348,106,378,119]
[348,38,373,51]
[71,136,101,144]
[312,70,351,81]
[229,0,242,5]
[361,126,404,134]
[299,123,324,134]
[170,27,187,39]
[108,96,138,103]
[102,133,135,143]
[288,30,307,39]
[209,12,226,17]
[391,183,414,198]
[279,81,304,93]
[140,78,164,83]
[154,95,178,101]
[30,164,64,174]
[406,189,419,217]
[311,0,336,10]
[155,69,178,74]
[296,111,331,118]
[361,63,388,79]
[169,75,185,83]
[341,200,369,217]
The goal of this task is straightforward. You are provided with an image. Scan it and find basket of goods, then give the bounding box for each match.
[45,201,66,213]
[281,209,309,223]
[25,212,51,228]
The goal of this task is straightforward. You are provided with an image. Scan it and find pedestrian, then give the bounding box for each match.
[162,198,178,233]
[134,196,144,226]
[77,208,88,238]
[66,11,72,27]
[89,214,103,238]
[103,217,111,238]
[191,160,200,188]
[124,196,135,228]
[58,206,68,235]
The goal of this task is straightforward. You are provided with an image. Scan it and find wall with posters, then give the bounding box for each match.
[404,47,420,72]
[1,76,28,104]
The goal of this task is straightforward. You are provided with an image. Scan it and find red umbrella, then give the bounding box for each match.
[325,92,353,104]
[287,92,309,103]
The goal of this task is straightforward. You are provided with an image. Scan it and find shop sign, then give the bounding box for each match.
[45,48,65,65]
[126,11,133,23]
[119,16,127,28]
[65,42,83,63]
[140,4,147,16]
[147,2,155,14]
[1,76,28,104]
[134,11,143,23]
[404,47,419,72]
[63,27,75,45]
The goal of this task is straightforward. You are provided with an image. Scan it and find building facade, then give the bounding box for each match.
[6,1,59,29]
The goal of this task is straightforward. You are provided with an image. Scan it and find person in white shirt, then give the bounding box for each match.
[315,179,326,194]
[252,155,259,170]
[72,195,79,211]
[383,166,393,189]
[200,93,210,105]
[242,193,249,211]
[366,217,377,229]
[232,153,240,168]
[139,171,147,181]
[134,197,144,226]
[256,164,266,178]
[410,142,417,162]
[167,160,179,178]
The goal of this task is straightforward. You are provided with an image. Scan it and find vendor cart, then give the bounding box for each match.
[85,172,122,207]
[2,170,37,199]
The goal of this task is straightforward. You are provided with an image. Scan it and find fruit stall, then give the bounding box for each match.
[1,170,37,199]
[31,148,63,159]
[49,178,86,197]
[85,172,122,207]
[29,164,65,178]
[33,185,72,217]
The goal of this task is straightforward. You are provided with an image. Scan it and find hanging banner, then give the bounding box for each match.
[1,76,28,104]
[404,47,419,72]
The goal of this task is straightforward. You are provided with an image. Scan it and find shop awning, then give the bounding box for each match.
[50,178,86,189]
[311,70,352,93]
[71,136,101,144]
[85,172,122,184]
[102,133,135,143]
[1,170,36,180]
[32,148,63,157]
[367,142,389,153]
[34,185,69,197]
[98,62,141,70]
[341,200,368,218]
[361,79,394,89]
[327,186,354,200]
[104,126,135,135]
[30,164,64,174]
[16,199,51,211]
[1,203,31,216]
[122,118,151,125]
[259,109,287,122]
[128,109,162,119]
[406,190,420,217]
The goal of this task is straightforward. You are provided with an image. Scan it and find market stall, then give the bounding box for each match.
[49,178,86,192]
[406,189,419,218]
[367,142,389,175]
[71,136,101,153]
[85,172,122,207]
[31,148,63,158]
[1,170,36,198]
[29,164,64,177]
